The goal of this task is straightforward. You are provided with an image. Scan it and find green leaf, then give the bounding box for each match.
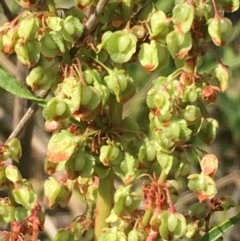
[200,213,240,241]
[0,68,46,106]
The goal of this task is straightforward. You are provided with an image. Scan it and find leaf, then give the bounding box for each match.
[200,213,240,241]
[0,68,46,107]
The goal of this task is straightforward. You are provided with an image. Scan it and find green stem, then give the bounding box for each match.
[142,209,153,227]
[46,0,56,15]
[108,95,123,126]
[158,170,167,184]
[122,0,135,25]
[94,170,114,240]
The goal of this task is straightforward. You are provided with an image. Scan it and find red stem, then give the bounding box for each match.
[211,0,221,18]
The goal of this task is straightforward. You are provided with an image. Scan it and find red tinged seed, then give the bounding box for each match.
[200,154,218,177]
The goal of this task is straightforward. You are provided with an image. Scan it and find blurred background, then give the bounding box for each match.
[1,1,240,240]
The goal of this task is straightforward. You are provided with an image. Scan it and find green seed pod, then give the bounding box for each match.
[106,31,137,63]
[159,211,170,239]
[43,97,71,122]
[0,198,15,223]
[7,138,22,162]
[167,213,178,232]
[81,86,93,105]
[100,145,112,166]
[183,105,201,122]
[5,165,22,183]
[14,39,29,65]
[116,73,128,92]
[170,122,181,139]
[17,16,38,41]
[26,39,41,66]
[14,206,30,222]
[189,202,208,219]
[63,16,83,38]
[188,89,198,102]
[125,194,141,211]
[63,21,75,35]
[12,186,37,210]
[26,66,45,88]
[172,3,194,33]
[44,177,71,208]
[128,229,145,241]
[3,27,18,54]
[41,31,58,50]
[125,195,132,206]
[40,36,59,58]
[150,10,169,38]
[55,101,67,116]
[208,17,233,46]
[146,143,156,161]
[138,145,147,162]
[171,213,187,240]
[85,88,101,110]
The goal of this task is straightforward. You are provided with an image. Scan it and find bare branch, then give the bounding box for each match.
[6,89,49,142]
[70,0,110,58]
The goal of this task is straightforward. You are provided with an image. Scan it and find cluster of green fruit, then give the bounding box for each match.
[0,10,83,68]
[0,139,44,240]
